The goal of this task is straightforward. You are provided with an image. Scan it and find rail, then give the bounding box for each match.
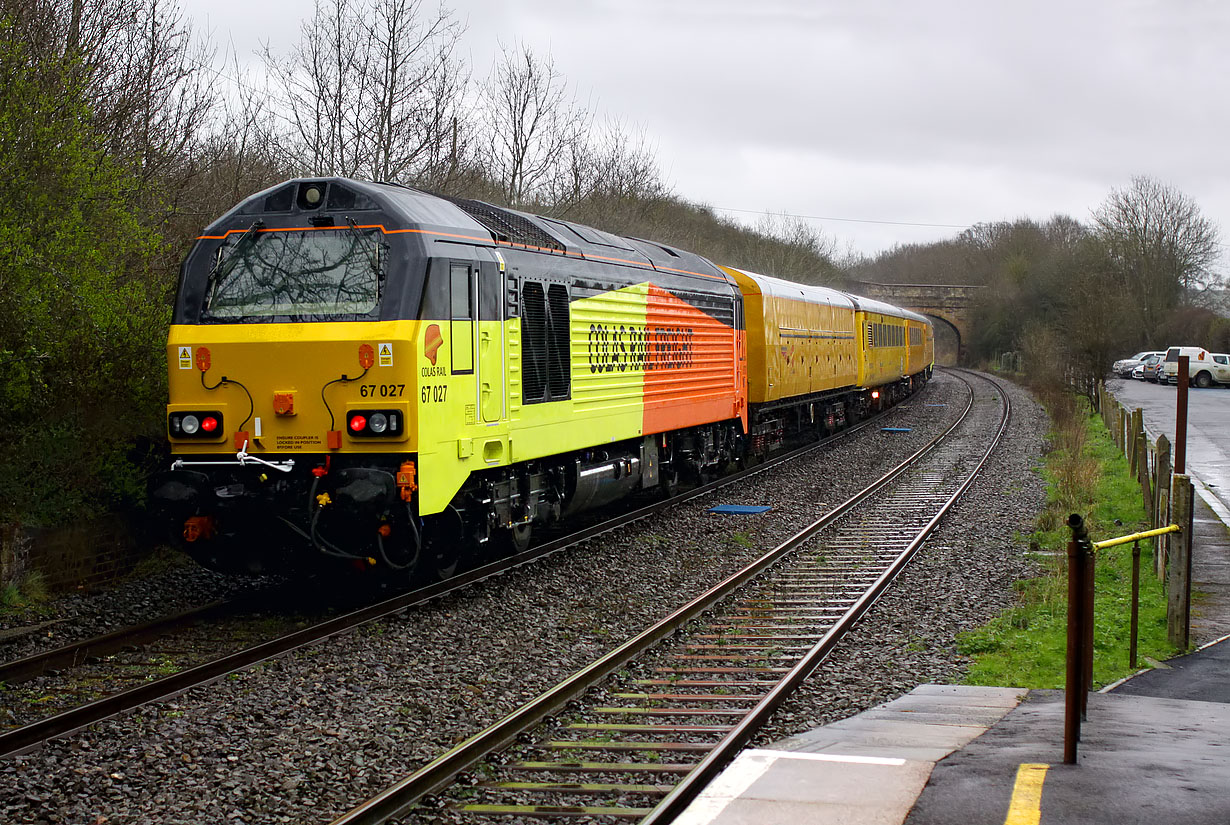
[0,382,908,759]
[327,369,1009,824]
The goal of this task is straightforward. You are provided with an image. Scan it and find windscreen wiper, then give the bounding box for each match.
[204,219,265,309]
[345,216,382,276]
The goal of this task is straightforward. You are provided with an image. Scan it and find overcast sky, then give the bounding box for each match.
[184,0,1229,265]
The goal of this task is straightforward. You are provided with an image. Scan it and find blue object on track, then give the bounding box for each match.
[881,427,913,433]
[708,504,773,514]
[924,403,947,407]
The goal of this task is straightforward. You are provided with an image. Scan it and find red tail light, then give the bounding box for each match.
[346,409,404,438]
[201,416,219,433]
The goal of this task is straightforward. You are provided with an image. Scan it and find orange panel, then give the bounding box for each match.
[642,285,745,435]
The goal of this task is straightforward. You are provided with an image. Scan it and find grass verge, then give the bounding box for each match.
[1,570,49,615]
[957,392,1179,689]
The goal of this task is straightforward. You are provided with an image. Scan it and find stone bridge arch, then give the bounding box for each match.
[845,281,983,365]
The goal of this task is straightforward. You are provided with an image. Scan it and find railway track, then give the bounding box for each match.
[327,368,1009,824]
[0,383,919,760]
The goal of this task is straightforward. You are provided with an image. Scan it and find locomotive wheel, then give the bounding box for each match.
[416,506,463,582]
[660,464,682,498]
[489,521,533,558]
[507,522,533,553]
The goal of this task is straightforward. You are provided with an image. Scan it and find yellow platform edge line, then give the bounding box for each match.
[1004,763,1049,825]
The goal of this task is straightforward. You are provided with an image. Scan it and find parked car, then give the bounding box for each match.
[1159,346,1214,386]
[1141,354,1165,382]
[1132,353,1163,381]
[1113,350,1164,378]
[1206,354,1230,387]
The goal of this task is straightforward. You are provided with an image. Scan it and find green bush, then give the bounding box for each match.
[0,31,168,529]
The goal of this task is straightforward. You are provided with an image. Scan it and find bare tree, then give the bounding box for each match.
[265,0,465,184]
[588,119,665,199]
[266,0,366,176]
[2,0,215,190]
[747,212,838,283]
[479,42,591,207]
[364,0,467,182]
[1093,175,1222,335]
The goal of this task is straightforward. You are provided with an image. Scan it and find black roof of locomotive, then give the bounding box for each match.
[201,177,725,280]
[175,178,738,325]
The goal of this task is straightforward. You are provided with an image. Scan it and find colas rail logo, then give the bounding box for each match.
[424,324,444,365]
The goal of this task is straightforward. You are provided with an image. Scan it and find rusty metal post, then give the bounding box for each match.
[1175,356,1189,475]
[1065,514,1090,763]
[1130,541,1140,669]
[1168,475,1194,650]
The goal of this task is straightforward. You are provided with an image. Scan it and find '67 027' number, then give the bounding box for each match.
[359,384,405,398]
[422,384,447,403]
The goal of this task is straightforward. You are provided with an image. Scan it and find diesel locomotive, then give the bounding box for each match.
[150,178,934,581]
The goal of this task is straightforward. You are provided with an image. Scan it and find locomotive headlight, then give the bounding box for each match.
[169,410,224,439]
[345,408,405,438]
[304,185,323,206]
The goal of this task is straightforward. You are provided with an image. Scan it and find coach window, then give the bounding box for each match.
[450,262,474,373]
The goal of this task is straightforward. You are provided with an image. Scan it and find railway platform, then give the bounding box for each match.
[675,495,1230,824]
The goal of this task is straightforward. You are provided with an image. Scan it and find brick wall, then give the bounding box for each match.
[1,514,144,592]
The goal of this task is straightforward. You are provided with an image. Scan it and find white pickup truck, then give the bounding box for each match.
[1160,347,1230,387]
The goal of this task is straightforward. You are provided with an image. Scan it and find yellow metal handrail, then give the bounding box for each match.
[1092,524,1181,550]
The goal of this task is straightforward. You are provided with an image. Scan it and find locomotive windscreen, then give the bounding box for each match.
[203,227,384,320]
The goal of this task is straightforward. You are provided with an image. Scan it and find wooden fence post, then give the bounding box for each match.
[1167,475,1194,650]
[1129,408,1143,476]
[1126,410,1136,471]
[1154,435,1171,577]
[1137,430,1152,519]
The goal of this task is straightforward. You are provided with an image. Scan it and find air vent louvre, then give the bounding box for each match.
[438,196,564,252]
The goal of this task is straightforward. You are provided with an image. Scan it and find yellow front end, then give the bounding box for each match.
[167,320,420,457]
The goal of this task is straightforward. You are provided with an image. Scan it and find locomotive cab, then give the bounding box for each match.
[152,179,474,577]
